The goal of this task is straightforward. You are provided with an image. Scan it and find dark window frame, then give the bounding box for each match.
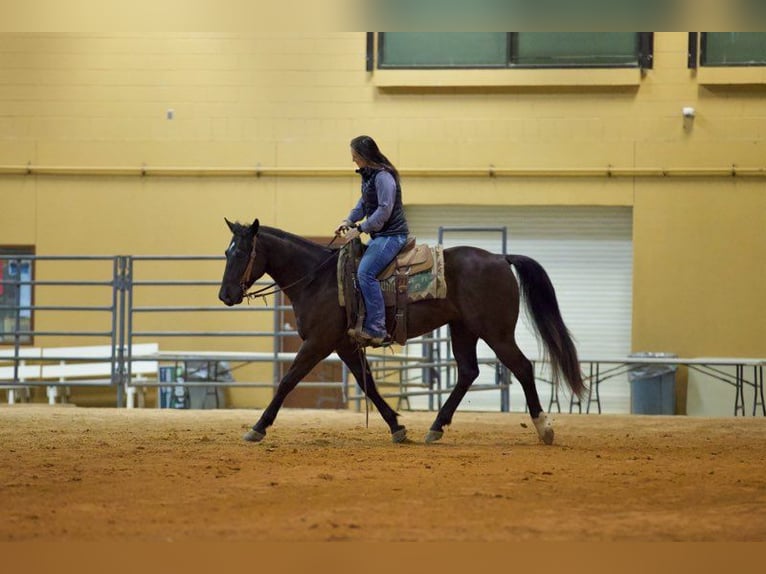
[688,32,698,69]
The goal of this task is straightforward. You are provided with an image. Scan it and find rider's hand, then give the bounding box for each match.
[344,227,361,242]
[334,220,351,236]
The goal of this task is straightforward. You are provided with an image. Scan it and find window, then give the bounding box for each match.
[0,249,34,344]
[380,33,508,68]
[701,32,766,67]
[513,33,642,68]
[378,33,651,69]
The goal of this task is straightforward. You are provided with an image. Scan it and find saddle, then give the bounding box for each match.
[338,237,447,346]
[377,237,434,280]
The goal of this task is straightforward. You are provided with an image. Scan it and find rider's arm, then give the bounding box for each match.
[359,171,395,234]
[345,197,365,226]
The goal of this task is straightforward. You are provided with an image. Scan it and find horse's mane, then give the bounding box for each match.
[260,225,340,253]
[230,221,341,252]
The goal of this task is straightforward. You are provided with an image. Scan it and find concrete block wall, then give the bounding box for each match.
[0,30,764,408]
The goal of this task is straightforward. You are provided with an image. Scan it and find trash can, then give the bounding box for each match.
[628,352,678,415]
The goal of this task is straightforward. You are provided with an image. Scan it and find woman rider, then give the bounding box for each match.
[334,135,409,346]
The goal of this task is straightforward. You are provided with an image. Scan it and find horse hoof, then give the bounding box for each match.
[243,429,265,442]
[391,427,408,444]
[424,430,443,444]
[532,413,555,445]
[540,428,554,445]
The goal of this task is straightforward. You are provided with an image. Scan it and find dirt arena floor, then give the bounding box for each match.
[1,405,765,542]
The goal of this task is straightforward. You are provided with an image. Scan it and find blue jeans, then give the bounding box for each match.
[357,233,408,337]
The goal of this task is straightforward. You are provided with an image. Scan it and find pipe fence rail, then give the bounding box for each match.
[0,253,520,411]
[2,254,762,415]
[0,255,120,404]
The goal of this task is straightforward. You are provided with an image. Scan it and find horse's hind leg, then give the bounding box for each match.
[426,321,480,444]
[489,339,554,445]
[336,343,407,444]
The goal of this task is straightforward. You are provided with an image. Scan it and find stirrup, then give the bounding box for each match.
[347,328,386,347]
[369,336,393,348]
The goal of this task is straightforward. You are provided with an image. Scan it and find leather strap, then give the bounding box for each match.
[239,234,258,291]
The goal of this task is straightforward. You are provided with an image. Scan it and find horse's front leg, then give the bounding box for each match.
[336,342,408,444]
[243,340,330,442]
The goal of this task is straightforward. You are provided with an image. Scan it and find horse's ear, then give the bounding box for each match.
[251,218,260,235]
[225,217,236,233]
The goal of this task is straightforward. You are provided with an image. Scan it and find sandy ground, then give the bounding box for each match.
[1,405,765,542]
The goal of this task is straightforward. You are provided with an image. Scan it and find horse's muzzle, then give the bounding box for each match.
[218,286,243,307]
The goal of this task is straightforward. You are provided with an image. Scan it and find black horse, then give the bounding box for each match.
[218,218,585,444]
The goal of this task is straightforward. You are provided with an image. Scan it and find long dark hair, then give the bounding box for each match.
[350,135,400,186]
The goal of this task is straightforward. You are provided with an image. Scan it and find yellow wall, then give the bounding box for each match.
[1,30,765,407]
[633,178,765,357]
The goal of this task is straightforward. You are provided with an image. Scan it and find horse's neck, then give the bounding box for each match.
[260,229,328,295]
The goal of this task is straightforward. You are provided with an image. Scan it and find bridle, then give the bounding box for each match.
[236,232,341,302]
[238,233,286,301]
[238,232,259,295]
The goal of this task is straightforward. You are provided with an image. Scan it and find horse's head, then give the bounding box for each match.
[218,217,264,306]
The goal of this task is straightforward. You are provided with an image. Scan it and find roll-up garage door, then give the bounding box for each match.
[403,205,633,414]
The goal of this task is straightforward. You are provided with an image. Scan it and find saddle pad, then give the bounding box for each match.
[337,243,447,307]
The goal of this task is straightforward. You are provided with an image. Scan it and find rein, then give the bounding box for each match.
[358,346,370,428]
[240,233,341,302]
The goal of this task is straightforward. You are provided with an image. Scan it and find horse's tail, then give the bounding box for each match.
[506,255,586,399]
